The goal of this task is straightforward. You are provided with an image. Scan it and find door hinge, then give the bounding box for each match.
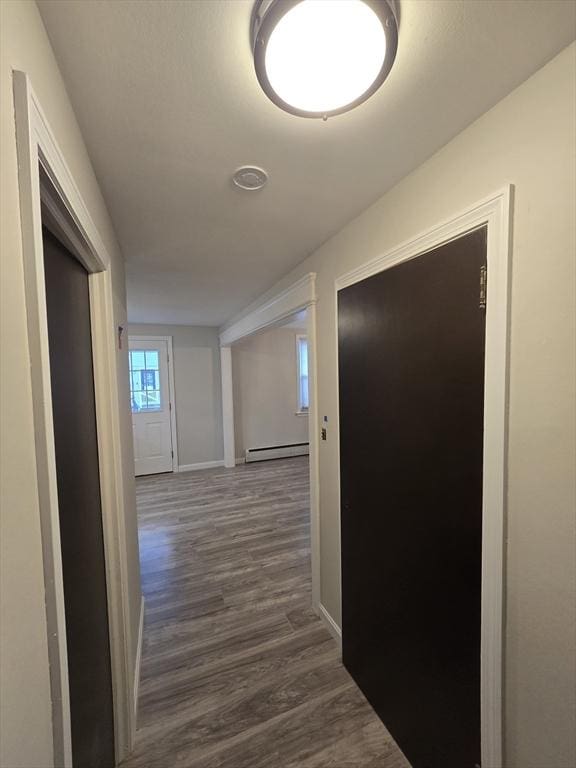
[479,265,487,309]
[169,402,172,411]
[171,450,174,458]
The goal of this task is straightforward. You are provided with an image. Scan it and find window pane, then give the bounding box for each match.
[130,348,162,412]
[297,336,309,410]
[300,375,309,409]
[299,338,308,376]
[130,351,145,370]
[145,391,161,411]
[132,391,146,412]
[140,369,156,390]
[145,350,159,370]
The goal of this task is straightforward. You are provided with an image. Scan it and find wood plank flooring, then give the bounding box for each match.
[124,457,410,768]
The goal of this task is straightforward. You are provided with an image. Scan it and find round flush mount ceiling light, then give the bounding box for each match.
[232,166,269,190]
[252,0,398,119]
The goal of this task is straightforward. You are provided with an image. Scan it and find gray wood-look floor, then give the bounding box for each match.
[124,457,410,768]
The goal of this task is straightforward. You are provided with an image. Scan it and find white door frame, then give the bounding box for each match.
[128,335,179,473]
[219,273,320,611]
[335,186,512,768]
[13,71,134,766]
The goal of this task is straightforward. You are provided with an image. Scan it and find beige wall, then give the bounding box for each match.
[221,44,576,768]
[233,326,309,457]
[128,324,224,467]
[0,2,141,766]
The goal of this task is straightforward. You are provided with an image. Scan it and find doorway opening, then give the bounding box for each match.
[219,273,320,612]
[42,224,115,767]
[127,303,371,766]
[231,309,310,467]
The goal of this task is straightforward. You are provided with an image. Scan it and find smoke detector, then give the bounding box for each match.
[232,166,268,191]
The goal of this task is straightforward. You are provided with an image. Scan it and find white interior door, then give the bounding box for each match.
[129,338,174,476]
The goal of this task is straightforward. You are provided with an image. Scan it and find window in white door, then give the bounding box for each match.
[129,349,162,412]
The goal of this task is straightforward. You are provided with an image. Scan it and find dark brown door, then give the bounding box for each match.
[338,227,487,768]
[43,228,115,767]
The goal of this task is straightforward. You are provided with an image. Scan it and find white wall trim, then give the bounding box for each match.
[178,460,224,472]
[318,603,342,649]
[220,346,236,468]
[128,334,179,472]
[89,272,135,762]
[219,273,320,613]
[305,301,321,612]
[336,188,511,292]
[132,597,144,728]
[13,70,135,765]
[335,186,511,768]
[219,272,316,346]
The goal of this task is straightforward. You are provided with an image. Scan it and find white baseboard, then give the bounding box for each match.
[177,460,224,472]
[318,602,342,649]
[235,457,246,465]
[133,596,144,731]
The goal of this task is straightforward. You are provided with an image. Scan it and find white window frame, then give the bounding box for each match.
[296,333,309,415]
[128,347,163,413]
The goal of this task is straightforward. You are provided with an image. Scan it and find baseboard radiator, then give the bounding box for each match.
[245,442,309,463]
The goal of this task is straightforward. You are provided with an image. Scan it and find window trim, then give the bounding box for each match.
[296,333,309,414]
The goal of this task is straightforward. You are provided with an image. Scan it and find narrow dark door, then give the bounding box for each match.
[43,228,115,767]
[338,227,487,768]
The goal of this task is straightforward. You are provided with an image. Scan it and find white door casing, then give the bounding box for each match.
[129,336,176,476]
[13,70,136,764]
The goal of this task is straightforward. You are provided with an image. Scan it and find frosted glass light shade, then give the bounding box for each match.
[252,0,398,119]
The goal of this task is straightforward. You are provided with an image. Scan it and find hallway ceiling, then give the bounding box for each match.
[38,0,575,326]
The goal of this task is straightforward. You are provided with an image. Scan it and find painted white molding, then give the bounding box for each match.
[334,186,512,768]
[13,70,72,768]
[16,77,112,273]
[128,334,179,473]
[89,272,135,763]
[336,188,511,293]
[178,460,224,472]
[13,70,135,765]
[220,347,236,468]
[133,597,145,730]
[305,303,321,613]
[219,272,316,346]
[235,457,246,465]
[478,188,511,768]
[318,604,342,649]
